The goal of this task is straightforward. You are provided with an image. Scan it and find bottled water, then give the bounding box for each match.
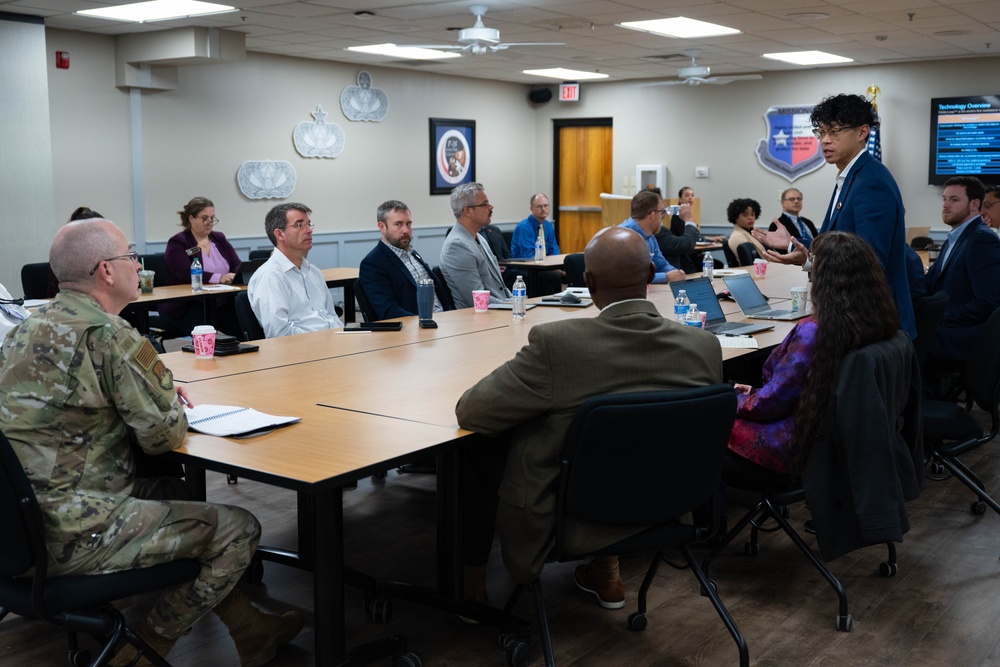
[190,257,203,292]
[534,226,545,262]
[512,275,526,320]
[673,289,689,323]
[685,303,703,328]
[702,251,714,281]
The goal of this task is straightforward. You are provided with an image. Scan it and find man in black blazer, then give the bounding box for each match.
[769,187,818,248]
[359,200,454,321]
[925,176,1000,363]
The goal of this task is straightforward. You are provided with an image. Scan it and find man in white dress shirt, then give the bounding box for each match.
[248,203,343,337]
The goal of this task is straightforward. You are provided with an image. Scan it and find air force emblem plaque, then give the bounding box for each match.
[755,105,825,182]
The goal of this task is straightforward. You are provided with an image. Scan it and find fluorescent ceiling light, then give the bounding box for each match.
[762,51,853,65]
[618,17,740,39]
[76,0,236,23]
[346,44,460,60]
[523,68,609,81]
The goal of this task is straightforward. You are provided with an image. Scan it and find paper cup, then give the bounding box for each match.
[138,270,155,294]
[753,258,768,277]
[192,325,216,358]
[791,287,808,313]
[472,290,490,312]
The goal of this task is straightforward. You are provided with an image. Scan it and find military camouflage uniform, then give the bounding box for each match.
[0,289,260,639]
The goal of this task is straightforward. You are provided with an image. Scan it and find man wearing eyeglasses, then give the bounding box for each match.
[753,93,915,339]
[249,202,343,337]
[769,188,818,249]
[618,190,686,284]
[981,186,1000,233]
[0,218,302,665]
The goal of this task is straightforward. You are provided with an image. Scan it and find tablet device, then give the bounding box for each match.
[345,321,403,331]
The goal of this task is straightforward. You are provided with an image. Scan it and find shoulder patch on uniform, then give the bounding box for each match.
[151,359,174,390]
[133,338,158,371]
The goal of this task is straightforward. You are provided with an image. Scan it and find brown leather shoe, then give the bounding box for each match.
[574,562,625,610]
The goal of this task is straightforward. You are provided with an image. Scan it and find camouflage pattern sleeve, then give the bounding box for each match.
[109,327,188,455]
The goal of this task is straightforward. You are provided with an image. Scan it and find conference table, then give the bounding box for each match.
[163,263,807,664]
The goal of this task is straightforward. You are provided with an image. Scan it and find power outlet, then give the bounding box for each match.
[695,166,710,178]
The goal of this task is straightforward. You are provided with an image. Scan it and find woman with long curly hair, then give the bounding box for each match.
[728,231,899,473]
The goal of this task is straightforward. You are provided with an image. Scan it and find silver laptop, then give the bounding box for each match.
[669,278,774,335]
[723,273,811,321]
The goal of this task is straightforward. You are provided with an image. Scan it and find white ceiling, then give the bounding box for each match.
[3,0,999,84]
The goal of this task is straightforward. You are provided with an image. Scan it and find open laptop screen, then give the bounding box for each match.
[669,277,725,326]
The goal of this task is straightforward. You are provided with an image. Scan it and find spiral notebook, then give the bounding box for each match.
[185,404,300,438]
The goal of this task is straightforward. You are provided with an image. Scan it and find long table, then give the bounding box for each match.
[167,263,808,664]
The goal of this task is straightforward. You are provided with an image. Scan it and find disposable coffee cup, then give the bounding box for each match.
[138,270,155,294]
[753,258,768,277]
[472,290,490,312]
[191,325,216,358]
[417,279,435,320]
[791,287,808,313]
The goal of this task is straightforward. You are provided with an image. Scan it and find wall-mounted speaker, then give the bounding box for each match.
[528,87,552,104]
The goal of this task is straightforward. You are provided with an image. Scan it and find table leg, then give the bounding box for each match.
[342,283,357,323]
[310,486,345,665]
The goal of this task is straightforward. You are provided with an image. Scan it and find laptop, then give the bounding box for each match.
[723,272,811,321]
[668,278,774,335]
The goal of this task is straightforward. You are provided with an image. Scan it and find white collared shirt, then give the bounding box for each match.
[248,249,343,338]
[826,148,868,223]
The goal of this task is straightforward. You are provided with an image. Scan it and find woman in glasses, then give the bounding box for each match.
[160,196,242,335]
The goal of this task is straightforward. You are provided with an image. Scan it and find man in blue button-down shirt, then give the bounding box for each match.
[618,190,686,283]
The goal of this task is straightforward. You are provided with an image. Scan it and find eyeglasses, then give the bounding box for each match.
[197,215,219,225]
[652,209,667,216]
[284,221,315,230]
[982,200,998,210]
[88,251,139,276]
[467,200,491,209]
[783,197,803,202]
[812,125,859,140]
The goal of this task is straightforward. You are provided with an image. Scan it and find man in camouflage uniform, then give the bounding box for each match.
[0,219,301,666]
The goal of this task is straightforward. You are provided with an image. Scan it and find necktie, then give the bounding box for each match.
[797,218,812,241]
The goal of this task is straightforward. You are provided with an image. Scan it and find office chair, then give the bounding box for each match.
[354,279,377,322]
[0,429,201,667]
[431,266,453,308]
[234,292,265,342]
[20,262,52,300]
[248,249,272,261]
[500,386,747,667]
[703,333,922,632]
[911,290,949,368]
[562,253,585,288]
[923,308,1000,516]
[910,236,934,250]
[236,258,267,285]
[722,242,740,268]
[736,242,760,267]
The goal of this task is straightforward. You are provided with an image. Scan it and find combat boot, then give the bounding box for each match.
[213,587,304,667]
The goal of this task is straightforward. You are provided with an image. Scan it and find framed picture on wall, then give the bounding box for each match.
[429,118,476,195]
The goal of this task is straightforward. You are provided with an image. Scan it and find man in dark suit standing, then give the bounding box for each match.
[925,176,1000,362]
[754,93,915,338]
[769,188,818,248]
[359,200,453,321]
[456,227,722,609]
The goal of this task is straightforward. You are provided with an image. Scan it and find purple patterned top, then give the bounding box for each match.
[728,317,817,473]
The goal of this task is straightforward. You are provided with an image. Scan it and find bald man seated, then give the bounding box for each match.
[456,227,723,610]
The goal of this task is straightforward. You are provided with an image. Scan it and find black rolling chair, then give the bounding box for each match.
[722,242,740,268]
[234,292,265,342]
[910,236,934,250]
[703,334,922,633]
[354,279,377,322]
[911,290,949,368]
[248,249,272,261]
[500,386,747,667]
[236,258,267,285]
[562,253,585,288]
[0,430,201,667]
[20,262,51,300]
[135,253,184,345]
[431,266,453,308]
[736,242,760,267]
[923,308,1000,516]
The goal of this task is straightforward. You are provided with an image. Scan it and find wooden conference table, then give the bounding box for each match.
[164,264,806,664]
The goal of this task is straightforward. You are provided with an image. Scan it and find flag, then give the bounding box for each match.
[866,86,882,163]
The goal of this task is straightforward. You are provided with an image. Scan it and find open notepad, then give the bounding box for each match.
[185,404,300,438]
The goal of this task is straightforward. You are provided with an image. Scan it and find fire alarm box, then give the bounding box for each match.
[56,51,70,69]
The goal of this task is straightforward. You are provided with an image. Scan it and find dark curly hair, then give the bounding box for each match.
[810,94,879,130]
[726,198,761,224]
[791,231,899,468]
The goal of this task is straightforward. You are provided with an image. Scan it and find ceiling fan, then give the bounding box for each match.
[645,51,763,86]
[410,5,564,55]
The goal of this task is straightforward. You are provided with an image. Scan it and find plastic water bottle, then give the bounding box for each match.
[702,251,714,281]
[674,289,689,323]
[512,275,526,321]
[534,226,545,262]
[685,303,703,328]
[190,257,203,292]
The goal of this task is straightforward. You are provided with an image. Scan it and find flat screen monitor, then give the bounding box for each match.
[929,95,1000,186]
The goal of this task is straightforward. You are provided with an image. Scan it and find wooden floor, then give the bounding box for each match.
[4,411,1000,667]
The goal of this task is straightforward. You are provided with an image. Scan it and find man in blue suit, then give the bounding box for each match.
[925,177,1000,362]
[359,200,454,321]
[755,94,916,339]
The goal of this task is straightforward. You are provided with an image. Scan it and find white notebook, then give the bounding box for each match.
[185,404,300,438]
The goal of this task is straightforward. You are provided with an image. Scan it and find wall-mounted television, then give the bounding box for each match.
[929,95,1000,186]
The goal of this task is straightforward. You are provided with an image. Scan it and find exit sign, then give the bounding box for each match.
[559,82,580,102]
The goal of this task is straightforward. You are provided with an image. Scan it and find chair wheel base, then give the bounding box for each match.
[744,541,759,556]
[835,613,853,632]
[366,596,392,624]
[500,633,530,667]
[627,612,647,631]
[879,561,898,577]
[67,649,90,666]
[393,651,422,667]
[971,500,987,515]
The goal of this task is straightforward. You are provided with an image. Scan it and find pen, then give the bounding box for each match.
[338,330,372,334]
[723,333,751,338]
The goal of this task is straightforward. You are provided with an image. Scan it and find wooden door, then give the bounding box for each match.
[554,120,612,253]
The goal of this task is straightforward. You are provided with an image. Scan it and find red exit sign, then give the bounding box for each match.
[559,82,580,102]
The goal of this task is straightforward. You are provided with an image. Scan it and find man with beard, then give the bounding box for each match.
[359,200,454,320]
